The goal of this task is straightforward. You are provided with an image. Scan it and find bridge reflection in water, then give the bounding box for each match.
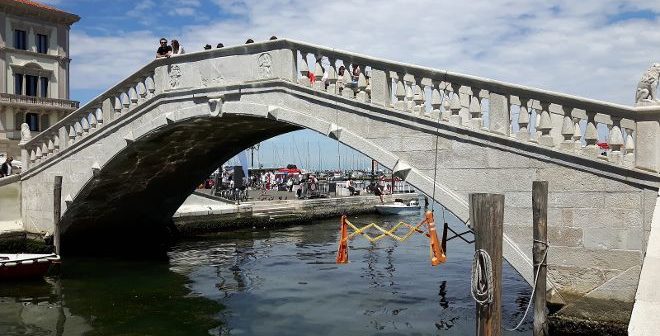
[1,212,531,335]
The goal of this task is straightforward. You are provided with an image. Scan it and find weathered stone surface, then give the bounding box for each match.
[549,247,641,270]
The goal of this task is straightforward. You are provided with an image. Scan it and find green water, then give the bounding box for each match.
[0,211,533,335]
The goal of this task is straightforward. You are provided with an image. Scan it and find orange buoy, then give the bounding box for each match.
[425,211,447,266]
[336,215,349,264]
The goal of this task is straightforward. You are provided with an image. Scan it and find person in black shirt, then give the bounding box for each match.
[156,38,172,58]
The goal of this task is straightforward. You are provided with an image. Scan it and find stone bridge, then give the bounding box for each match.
[2,39,660,328]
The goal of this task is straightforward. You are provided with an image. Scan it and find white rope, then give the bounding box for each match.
[503,240,548,331]
[470,249,493,305]
[470,240,550,332]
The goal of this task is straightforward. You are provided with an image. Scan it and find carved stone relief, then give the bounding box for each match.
[200,62,225,88]
[168,64,182,89]
[257,53,273,79]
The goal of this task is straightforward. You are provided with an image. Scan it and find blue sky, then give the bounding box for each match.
[40,0,660,169]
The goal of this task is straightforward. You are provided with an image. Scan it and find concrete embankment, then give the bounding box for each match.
[173,192,420,235]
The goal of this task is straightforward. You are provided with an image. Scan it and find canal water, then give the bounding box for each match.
[0,209,533,335]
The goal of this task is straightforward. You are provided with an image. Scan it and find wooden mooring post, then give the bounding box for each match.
[470,193,504,336]
[532,181,549,336]
[53,176,62,255]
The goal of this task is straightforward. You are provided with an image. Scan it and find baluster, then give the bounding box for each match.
[74,121,84,140]
[623,127,635,167]
[137,80,148,103]
[80,116,90,136]
[449,83,462,125]
[129,86,139,106]
[342,65,355,99]
[47,139,55,154]
[404,75,414,111]
[430,80,443,121]
[571,113,582,151]
[121,92,130,111]
[326,58,338,95]
[469,91,483,130]
[582,111,599,157]
[146,75,155,98]
[412,77,425,117]
[537,102,554,147]
[394,72,406,110]
[441,82,452,121]
[517,98,531,142]
[356,72,369,103]
[41,143,48,159]
[313,55,324,91]
[68,124,76,145]
[608,117,624,165]
[30,149,36,163]
[35,145,43,160]
[95,108,104,127]
[298,51,311,87]
[88,111,98,130]
[560,106,575,151]
[53,135,60,153]
[113,96,123,117]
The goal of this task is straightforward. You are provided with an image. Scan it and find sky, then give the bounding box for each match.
[40,0,660,169]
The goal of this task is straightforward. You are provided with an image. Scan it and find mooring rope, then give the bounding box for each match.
[470,240,550,331]
[470,249,494,305]
[503,239,549,331]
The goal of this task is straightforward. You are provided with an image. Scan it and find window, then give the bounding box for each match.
[37,34,48,54]
[25,113,39,131]
[40,77,49,98]
[40,114,50,130]
[13,30,26,50]
[14,74,23,95]
[25,75,38,97]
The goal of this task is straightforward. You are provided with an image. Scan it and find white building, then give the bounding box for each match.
[0,0,79,159]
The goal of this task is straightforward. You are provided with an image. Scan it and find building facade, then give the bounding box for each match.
[0,0,79,159]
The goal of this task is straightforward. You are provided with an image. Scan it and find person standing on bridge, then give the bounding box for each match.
[171,39,185,55]
[1,156,14,177]
[156,38,172,58]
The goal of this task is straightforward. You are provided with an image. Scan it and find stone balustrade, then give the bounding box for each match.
[20,38,660,174]
[291,41,660,173]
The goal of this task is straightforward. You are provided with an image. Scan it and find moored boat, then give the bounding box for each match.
[0,254,59,280]
[375,199,421,215]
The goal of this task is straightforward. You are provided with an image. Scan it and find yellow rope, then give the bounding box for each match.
[343,219,429,243]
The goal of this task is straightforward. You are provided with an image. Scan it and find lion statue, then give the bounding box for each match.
[635,63,660,105]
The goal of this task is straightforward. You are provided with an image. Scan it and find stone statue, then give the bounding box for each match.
[19,123,31,144]
[635,63,660,105]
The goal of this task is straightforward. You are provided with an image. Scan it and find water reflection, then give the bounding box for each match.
[0,209,533,335]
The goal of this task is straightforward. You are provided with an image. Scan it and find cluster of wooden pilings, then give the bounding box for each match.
[471,181,549,336]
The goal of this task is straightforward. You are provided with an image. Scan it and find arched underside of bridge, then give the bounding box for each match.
[59,115,300,252]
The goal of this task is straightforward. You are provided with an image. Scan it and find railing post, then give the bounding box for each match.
[635,116,660,172]
[488,92,510,136]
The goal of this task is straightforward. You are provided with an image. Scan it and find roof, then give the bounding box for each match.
[4,0,80,24]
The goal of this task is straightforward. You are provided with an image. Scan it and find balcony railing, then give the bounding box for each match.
[0,93,79,109]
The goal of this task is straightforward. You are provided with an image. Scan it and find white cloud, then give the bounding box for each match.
[70,0,660,106]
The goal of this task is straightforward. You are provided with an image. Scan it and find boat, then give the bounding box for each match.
[0,254,60,280]
[375,199,421,215]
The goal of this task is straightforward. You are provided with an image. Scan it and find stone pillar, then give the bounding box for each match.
[488,92,509,135]
[369,69,390,107]
[635,118,660,172]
